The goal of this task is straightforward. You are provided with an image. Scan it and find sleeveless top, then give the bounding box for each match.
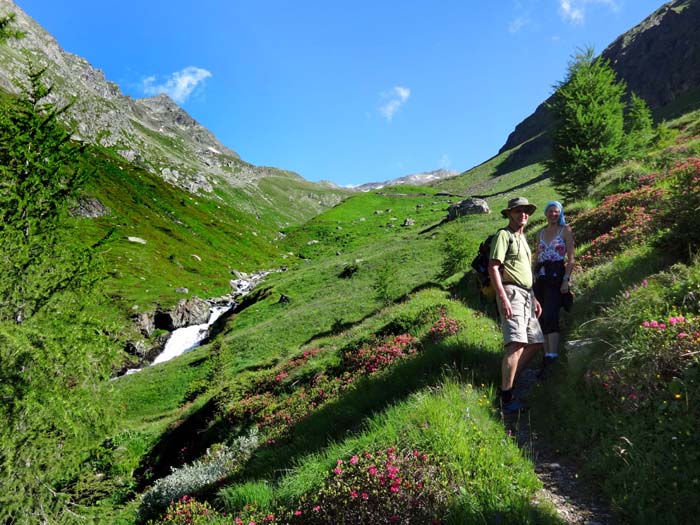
[537,227,567,264]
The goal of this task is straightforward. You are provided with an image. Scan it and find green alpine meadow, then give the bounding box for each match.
[2,1,700,524]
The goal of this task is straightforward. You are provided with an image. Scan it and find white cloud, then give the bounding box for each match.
[379,86,411,122]
[142,66,212,104]
[508,15,530,33]
[439,154,451,169]
[558,0,619,24]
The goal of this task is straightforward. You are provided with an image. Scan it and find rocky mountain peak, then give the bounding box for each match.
[0,0,256,194]
[353,168,459,192]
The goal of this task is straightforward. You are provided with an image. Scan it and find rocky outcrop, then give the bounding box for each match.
[499,0,700,157]
[167,297,212,330]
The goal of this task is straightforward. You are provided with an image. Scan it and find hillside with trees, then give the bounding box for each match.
[2,3,700,525]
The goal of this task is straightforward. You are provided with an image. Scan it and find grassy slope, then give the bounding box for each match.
[62,90,700,522]
[76,147,350,317]
[99,155,564,523]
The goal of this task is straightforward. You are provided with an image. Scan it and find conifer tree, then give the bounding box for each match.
[0,25,118,521]
[0,69,94,323]
[625,92,654,156]
[548,47,627,198]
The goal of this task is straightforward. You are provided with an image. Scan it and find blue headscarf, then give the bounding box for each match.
[545,201,566,226]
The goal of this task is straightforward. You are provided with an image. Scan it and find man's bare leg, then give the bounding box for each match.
[501,343,524,391]
[516,343,544,376]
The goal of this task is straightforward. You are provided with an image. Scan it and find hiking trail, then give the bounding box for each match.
[504,365,613,524]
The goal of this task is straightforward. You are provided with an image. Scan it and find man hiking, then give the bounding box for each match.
[488,197,544,413]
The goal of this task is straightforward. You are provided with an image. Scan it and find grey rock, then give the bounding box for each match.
[136,312,156,337]
[72,196,109,218]
[124,339,146,357]
[169,297,210,328]
[447,198,490,220]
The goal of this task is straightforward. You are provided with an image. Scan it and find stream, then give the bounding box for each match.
[151,304,231,365]
[124,303,232,375]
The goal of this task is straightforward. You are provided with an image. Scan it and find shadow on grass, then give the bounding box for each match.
[300,309,380,346]
[445,502,561,525]
[133,397,220,492]
[571,247,673,323]
[235,338,501,483]
[450,272,499,320]
[473,171,550,200]
[301,280,447,346]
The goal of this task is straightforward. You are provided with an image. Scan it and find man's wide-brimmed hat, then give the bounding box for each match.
[501,197,537,218]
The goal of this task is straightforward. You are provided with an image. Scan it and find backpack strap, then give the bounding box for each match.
[499,227,515,258]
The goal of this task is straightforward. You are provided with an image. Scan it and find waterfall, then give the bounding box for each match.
[151,304,231,365]
[123,304,231,376]
[119,268,279,377]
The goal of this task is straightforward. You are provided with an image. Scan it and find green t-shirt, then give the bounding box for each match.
[489,228,533,288]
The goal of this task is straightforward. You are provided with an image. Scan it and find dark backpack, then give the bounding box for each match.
[470,228,513,297]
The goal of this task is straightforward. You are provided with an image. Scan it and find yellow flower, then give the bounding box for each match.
[674,393,682,399]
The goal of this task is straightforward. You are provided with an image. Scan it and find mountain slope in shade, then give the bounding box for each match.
[498,0,700,162]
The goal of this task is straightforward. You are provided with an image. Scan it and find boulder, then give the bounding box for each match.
[73,196,109,218]
[447,198,490,220]
[154,297,210,330]
[169,297,211,328]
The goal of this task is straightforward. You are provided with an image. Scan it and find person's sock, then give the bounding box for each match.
[545,353,559,359]
[500,389,513,403]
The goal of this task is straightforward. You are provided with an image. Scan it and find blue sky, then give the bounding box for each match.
[18,0,664,186]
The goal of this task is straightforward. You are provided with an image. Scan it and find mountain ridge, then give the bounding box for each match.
[351,168,459,192]
[0,0,340,198]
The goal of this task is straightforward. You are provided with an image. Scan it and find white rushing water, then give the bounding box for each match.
[123,304,231,376]
[151,304,231,365]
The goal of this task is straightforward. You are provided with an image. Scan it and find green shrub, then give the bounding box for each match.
[663,157,700,257]
[150,496,229,525]
[291,448,453,524]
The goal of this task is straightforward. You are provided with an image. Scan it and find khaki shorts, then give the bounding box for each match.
[497,284,545,347]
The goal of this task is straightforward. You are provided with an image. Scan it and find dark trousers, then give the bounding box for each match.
[534,261,565,335]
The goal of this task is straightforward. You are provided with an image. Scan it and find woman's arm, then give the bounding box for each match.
[562,225,575,290]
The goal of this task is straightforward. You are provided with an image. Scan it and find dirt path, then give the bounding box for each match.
[503,367,613,524]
